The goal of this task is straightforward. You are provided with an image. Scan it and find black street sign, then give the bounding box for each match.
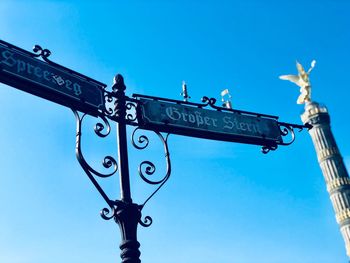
[0,40,105,115]
[137,98,283,146]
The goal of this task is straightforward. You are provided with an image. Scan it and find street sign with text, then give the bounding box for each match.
[0,40,105,115]
[137,98,283,146]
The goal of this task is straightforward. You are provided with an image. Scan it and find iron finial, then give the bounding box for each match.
[180,81,191,102]
[112,74,126,93]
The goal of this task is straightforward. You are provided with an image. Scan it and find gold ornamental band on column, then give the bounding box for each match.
[317,147,340,162]
[327,177,350,193]
[317,147,339,162]
[336,208,350,224]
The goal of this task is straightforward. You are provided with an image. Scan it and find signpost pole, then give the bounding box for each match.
[113,74,132,203]
[112,74,141,263]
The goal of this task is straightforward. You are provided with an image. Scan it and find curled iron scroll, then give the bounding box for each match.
[73,109,118,211]
[261,145,278,154]
[278,123,296,146]
[101,92,138,124]
[201,96,222,110]
[131,128,171,227]
[32,45,54,64]
[32,45,52,62]
[139,215,153,227]
[261,122,306,154]
[104,92,114,116]
[100,206,116,221]
[126,102,137,122]
[74,111,118,178]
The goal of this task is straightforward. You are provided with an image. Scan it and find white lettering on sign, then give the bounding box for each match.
[222,116,262,134]
[140,99,282,142]
[0,50,82,96]
[164,105,262,134]
[165,106,218,128]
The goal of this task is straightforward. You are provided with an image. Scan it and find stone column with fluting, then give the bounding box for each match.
[301,101,350,257]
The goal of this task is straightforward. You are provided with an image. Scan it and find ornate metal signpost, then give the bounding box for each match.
[0,39,311,263]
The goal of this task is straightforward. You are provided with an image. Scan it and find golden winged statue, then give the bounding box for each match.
[279,60,316,104]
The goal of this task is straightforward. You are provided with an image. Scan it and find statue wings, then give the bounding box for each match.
[279,60,316,104]
[279,74,300,85]
[279,60,316,88]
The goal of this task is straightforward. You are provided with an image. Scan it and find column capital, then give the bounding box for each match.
[301,101,330,125]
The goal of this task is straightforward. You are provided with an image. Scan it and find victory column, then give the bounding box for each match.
[280,61,350,258]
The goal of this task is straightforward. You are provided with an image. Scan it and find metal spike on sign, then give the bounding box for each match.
[180,81,191,102]
[221,88,232,109]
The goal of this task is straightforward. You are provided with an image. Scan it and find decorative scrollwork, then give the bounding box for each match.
[131,128,171,211]
[73,109,118,207]
[200,96,229,111]
[104,92,115,116]
[94,114,111,138]
[139,215,153,227]
[262,122,311,154]
[261,145,278,154]
[139,161,158,184]
[126,102,137,122]
[278,123,296,146]
[131,128,149,149]
[101,92,138,125]
[100,206,116,221]
[32,45,52,62]
[103,156,117,170]
[201,96,218,108]
[74,110,118,178]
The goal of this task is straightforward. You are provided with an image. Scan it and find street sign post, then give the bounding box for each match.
[0,40,311,263]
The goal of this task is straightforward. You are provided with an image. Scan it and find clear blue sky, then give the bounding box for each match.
[0,1,350,262]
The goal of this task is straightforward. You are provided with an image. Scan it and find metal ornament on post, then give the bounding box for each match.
[180,81,190,102]
[221,89,232,109]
